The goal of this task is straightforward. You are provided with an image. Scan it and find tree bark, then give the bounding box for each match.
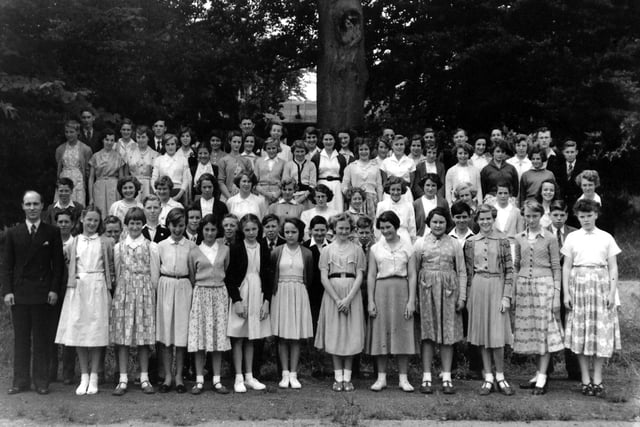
[317,0,368,131]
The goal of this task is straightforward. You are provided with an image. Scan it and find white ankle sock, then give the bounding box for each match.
[399,373,408,383]
[334,370,344,382]
[235,374,244,383]
[244,372,254,381]
[196,375,204,384]
[377,372,387,382]
[442,372,452,382]
[213,375,221,385]
[119,373,128,385]
[343,369,352,382]
[140,372,149,383]
[422,372,432,382]
[535,373,547,388]
[282,370,290,378]
[495,372,505,382]
[485,373,495,383]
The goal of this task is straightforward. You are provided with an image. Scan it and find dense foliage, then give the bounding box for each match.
[1,0,639,224]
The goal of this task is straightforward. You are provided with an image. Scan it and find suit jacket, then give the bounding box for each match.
[66,235,115,290]
[546,224,577,264]
[551,159,588,207]
[303,239,325,305]
[224,241,273,303]
[412,160,446,200]
[1,222,64,304]
[413,196,449,237]
[142,224,171,243]
[270,245,314,294]
[79,127,103,153]
[261,236,285,251]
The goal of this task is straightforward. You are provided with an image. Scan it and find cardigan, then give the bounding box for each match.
[463,231,513,300]
[270,245,314,295]
[411,160,446,200]
[514,228,561,283]
[310,151,347,180]
[55,142,93,188]
[66,235,115,290]
[188,243,230,288]
[413,196,449,237]
[224,241,273,303]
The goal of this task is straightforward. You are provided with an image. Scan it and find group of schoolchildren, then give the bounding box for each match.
[38,114,621,399]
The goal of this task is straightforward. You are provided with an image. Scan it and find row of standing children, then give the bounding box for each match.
[51,193,620,397]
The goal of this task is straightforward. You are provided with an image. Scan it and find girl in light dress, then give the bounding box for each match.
[88,129,124,216]
[151,134,191,204]
[218,130,252,201]
[375,177,417,244]
[562,199,621,398]
[125,126,158,202]
[255,138,286,205]
[300,184,339,240]
[342,138,382,217]
[338,129,356,163]
[464,204,515,397]
[270,218,314,389]
[445,142,483,206]
[513,200,564,395]
[109,207,159,396]
[55,120,93,204]
[414,207,466,395]
[226,172,267,220]
[155,208,196,394]
[225,214,273,393]
[240,132,260,167]
[55,206,115,396]
[109,176,143,223]
[116,119,136,158]
[315,213,366,392]
[187,214,232,395]
[367,211,417,393]
[311,131,348,213]
[380,136,415,204]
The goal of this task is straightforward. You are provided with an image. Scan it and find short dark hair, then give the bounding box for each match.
[283,217,305,242]
[549,200,568,213]
[54,208,74,222]
[239,213,263,239]
[383,176,407,195]
[450,201,472,217]
[165,208,185,228]
[312,184,334,202]
[123,207,146,225]
[56,177,75,190]
[573,199,600,215]
[529,145,548,162]
[309,215,328,229]
[117,176,141,198]
[232,172,258,189]
[154,175,174,190]
[426,206,452,230]
[200,213,220,233]
[418,173,442,190]
[262,213,280,226]
[452,142,474,157]
[356,216,373,230]
[197,173,221,199]
[376,210,401,230]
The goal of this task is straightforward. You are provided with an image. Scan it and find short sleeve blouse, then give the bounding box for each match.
[561,228,621,265]
[319,241,365,275]
[370,238,414,279]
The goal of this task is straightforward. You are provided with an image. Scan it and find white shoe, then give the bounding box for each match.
[399,379,414,392]
[75,381,89,396]
[234,380,247,393]
[278,374,290,389]
[289,375,302,389]
[87,379,99,395]
[370,379,387,391]
[244,377,266,390]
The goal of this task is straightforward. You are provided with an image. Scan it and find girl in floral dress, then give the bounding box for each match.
[55,120,93,204]
[110,207,159,396]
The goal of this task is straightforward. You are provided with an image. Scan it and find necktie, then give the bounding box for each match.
[30,224,37,239]
[269,240,274,251]
[567,162,573,179]
[556,227,563,248]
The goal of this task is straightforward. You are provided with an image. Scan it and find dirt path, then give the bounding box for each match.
[0,282,638,425]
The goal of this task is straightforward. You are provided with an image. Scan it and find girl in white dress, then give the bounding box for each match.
[56,206,115,396]
[225,214,273,393]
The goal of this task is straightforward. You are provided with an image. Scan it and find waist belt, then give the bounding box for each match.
[161,274,189,279]
[574,265,607,269]
[320,176,340,182]
[329,273,355,279]
[377,275,407,280]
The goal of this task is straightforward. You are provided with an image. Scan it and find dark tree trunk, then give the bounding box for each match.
[317,0,368,131]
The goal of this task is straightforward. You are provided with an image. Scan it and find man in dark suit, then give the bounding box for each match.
[547,200,580,381]
[549,140,588,209]
[78,108,102,153]
[152,120,167,154]
[1,191,64,394]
